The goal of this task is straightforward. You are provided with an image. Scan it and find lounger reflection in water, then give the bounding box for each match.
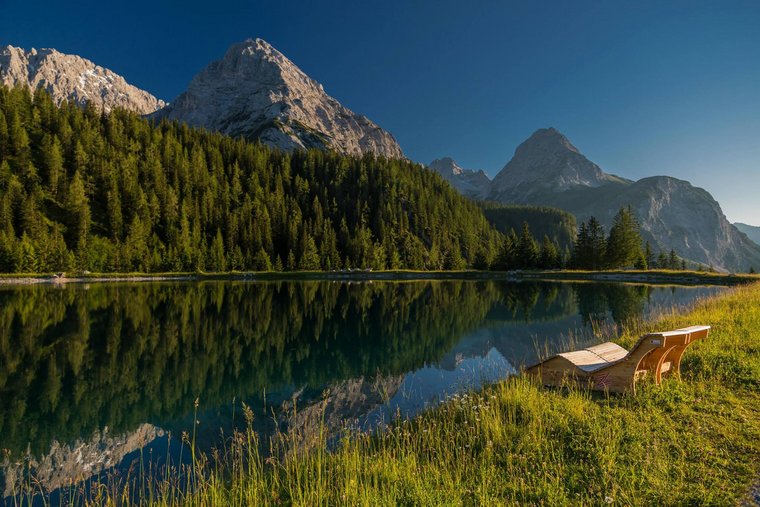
[525,326,710,394]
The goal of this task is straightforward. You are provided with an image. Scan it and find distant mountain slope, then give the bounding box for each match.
[480,203,577,250]
[734,223,760,247]
[487,128,760,272]
[0,45,165,114]
[153,38,403,159]
[428,158,490,199]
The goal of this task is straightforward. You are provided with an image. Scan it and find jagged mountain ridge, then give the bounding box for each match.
[0,45,165,114]
[486,128,760,272]
[734,223,760,247]
[428,157,490,199]
[153,38,403,159]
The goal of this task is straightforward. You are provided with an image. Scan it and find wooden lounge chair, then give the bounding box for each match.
[525,325,710,394]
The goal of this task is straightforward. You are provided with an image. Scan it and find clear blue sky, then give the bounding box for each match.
[2,0,759,224]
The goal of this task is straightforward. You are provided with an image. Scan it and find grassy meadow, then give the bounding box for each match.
[10,282,760,506]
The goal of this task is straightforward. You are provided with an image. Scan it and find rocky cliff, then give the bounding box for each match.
[153,38,403,159]
[734,223,760,248]
[428,157,490,199]
[487,128,760,272]
[0,45,165,114]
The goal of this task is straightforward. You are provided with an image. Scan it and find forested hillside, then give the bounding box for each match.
[0,86,503,272]
[480,202,576,250]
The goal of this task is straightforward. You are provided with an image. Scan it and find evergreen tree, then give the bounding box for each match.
[605,207,643,269]
[657,251,668,269]
[210,229,227,272]
[516,222,539,269]
[668,249,679,270]
[572,217,606,270]
[644,241,654,270]
[253,248,273,271]
[538,235,559,269]
[587,217,606,270]
[572,222,590,269]
[298,232,321,270]
[65,172,91,268]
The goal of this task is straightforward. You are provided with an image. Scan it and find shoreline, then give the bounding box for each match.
[0,269,755,287]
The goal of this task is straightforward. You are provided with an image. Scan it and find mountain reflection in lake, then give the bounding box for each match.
[0,279,725,501]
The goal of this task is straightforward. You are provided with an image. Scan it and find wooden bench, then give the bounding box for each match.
[525,325,710,394]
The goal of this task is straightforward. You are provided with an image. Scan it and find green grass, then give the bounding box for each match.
[10,283,760,506]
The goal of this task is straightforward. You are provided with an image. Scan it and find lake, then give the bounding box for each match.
[0,279,725,502]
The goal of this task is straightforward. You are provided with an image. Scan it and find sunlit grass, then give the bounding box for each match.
[9,283,760,506]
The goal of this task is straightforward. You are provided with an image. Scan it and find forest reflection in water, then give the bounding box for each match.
[0,279,724,499]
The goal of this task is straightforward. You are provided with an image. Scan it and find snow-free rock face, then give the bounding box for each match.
[734,223,760,248]
[0,45,165,114]
[154,38,404,159]
[428,157,490,199]
[488,127,628,202]
[487,128,760,272]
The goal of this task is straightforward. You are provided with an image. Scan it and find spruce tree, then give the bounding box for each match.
[516,222,539,269]
[605,207,643,269]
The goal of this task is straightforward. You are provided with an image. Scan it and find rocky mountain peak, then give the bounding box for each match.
[428,157,490,199]
[0,45,165,114]
[216,38,323,92]
[429,157,465,176]
[489,127,622,202]
[153,38,404,159]
[517,127,580,156]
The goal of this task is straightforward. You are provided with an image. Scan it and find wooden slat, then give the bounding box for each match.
[585,342,628,362]
[557,350,609,373]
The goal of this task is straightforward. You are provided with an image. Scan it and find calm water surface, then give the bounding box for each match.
[0,279,725,500]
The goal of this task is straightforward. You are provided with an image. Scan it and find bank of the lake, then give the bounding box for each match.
[0,268,756,286]
[45,280,756,506]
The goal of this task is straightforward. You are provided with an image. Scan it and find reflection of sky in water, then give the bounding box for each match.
[363,347,516,431]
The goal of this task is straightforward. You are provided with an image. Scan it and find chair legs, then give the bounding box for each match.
[640,345,678,384]
[659,345,689,379]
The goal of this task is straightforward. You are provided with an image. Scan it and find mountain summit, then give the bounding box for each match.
[0,45,165,114]
[153,38,404,159]
[489,127,628,202]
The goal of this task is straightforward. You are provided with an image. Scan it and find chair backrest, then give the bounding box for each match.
[674,325,711,343]
[625,326,710,364]
[624,332,673,363]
